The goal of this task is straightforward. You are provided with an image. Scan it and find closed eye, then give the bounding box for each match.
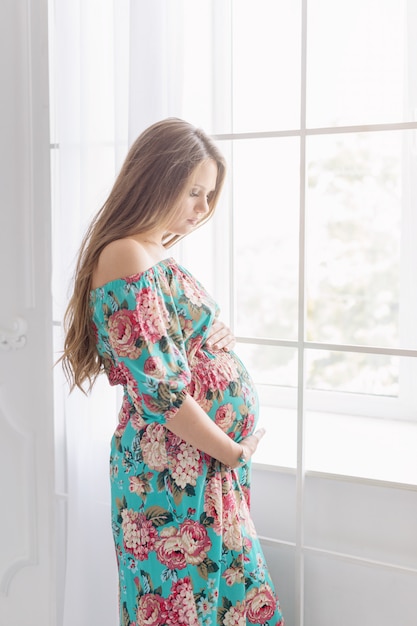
[190,189,214,201]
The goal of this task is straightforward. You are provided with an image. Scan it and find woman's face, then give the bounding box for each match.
[166,159,218,236]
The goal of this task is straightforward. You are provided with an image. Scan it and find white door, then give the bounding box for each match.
[0,1,55,624]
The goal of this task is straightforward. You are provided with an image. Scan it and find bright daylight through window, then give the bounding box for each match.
[50,0,417,485]
[178,0,417,484]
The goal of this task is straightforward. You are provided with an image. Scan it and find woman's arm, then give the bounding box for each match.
[165,393,265,468]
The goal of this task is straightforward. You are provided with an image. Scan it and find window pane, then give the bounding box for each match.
[306,130,417,349]
[232,0,301,132]
[237,344,298,388]
[236,344,298,469]
[181,1,216,131]
[253,405,298,469]
[307,0,415,127]
[233,137,299,339]
[306,349,399,397]
[305,402,417,482]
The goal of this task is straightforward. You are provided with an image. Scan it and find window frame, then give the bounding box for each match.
[201,0,417,425]
[172,1,417,490]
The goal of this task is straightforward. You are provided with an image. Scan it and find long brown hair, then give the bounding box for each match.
[60,118,226,393]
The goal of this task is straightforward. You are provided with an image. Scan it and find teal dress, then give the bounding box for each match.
[90,258,284,626]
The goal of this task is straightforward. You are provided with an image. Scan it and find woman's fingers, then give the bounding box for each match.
[240,428,266,462]
[253,427,266,442]
[206,319,236,351]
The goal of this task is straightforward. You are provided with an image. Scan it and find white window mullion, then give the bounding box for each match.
[399,1,417,413]
[296,1,308,624]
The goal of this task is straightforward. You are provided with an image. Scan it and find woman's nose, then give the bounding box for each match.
[195,197,209,214]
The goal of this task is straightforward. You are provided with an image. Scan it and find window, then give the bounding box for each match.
[178,0,417,483]
[50,0,417,494]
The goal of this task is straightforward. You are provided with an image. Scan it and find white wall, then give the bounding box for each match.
[0,1,55,625]
[251,467,417,626]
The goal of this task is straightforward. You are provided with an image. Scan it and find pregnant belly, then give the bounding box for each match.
[188,348,259,441]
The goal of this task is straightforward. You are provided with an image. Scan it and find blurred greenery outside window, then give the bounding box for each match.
[178,0,417,480]
[50,0,417,480]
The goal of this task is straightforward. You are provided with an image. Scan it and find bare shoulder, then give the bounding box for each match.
[92,238,155,289]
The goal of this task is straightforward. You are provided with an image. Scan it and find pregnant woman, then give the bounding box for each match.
[61,118,284,626]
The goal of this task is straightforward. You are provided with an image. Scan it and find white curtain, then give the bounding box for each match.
[51,1,194,624]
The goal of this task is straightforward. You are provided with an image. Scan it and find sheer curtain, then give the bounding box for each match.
[50,2,199,624]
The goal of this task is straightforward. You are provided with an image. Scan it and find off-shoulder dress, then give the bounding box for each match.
[90,258,284,626]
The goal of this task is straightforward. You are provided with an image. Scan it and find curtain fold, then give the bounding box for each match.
[54,1,130,620]
[62,381,120,625]
[52,1,189,624]
[128,0,185,141]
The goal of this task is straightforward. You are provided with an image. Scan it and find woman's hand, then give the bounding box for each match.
[205,318,236,352]
[165,395,266,469]
[238,428,266,465]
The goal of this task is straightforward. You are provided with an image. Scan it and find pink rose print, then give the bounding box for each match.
[170,441,201,489]
[215,403,236,432]
[222,486,236,514]
[165,577,199,626]
[108,362,141,409]
[164,266,205,307]
[240,484,251,509]
[121,509,158,560]
[107,362,127,386]
[188,350,240,413]
[131,409,147,431]
[188,377,213,413]
[155,526,187,570]
[179,519,211,565]
[108,309,142,358]
[240,412,255,438]
[194,352,239,393]
[205,475,239,544]
[115,396,131,436]
[182,278,204,307]
[203,474,223,534]
[164,406,182,422]
[91,321,98,342]
[179,315,194,341]
[246,583,277,625]
[223,509,242,551]
[240,496,257,537]
[156,520,211,569]
[222,565,245,587]
[223,601,246,626]
[135,286,169,342]
[125,273,142,284]
[115,395,146,434]
[128,473,153,498]
[243,536,253,554]
[92,261,285,625]
[143,356,167,379]
[136,593,167,626]
[141,423,168,471]
[186,335,203,362]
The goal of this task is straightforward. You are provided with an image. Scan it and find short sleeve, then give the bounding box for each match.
[91,265,192,424]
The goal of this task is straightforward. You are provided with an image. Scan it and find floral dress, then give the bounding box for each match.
[90,257,284,626]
